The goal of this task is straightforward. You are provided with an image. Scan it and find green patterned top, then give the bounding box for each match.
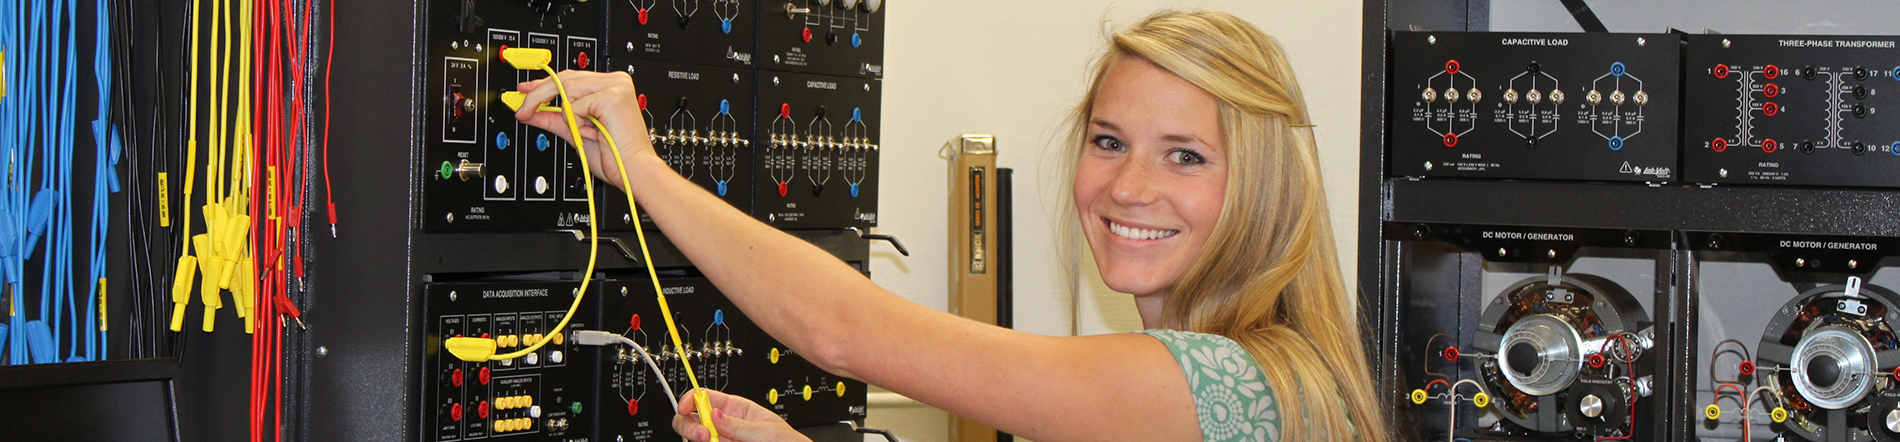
[1141,329,1282,442]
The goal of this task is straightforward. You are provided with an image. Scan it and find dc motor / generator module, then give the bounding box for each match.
[1687,231,1900,442]
[1681,34,1900,188]
[1389,31,1680,182]
[1382,222,1673,442]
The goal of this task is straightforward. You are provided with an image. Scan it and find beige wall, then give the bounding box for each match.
[864,1,1363,440]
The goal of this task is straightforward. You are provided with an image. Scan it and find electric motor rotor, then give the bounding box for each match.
[1757,283,1900,442]
[1474,273,1652,435]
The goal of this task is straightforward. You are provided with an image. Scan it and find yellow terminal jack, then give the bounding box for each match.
[472,47,721,441]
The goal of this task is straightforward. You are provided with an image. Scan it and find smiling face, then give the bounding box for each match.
[1074,56,1229,300]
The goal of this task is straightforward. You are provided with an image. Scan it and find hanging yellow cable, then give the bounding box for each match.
[170,0,209,332]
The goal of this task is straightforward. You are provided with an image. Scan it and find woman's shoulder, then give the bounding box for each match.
[1138,329,1282,442]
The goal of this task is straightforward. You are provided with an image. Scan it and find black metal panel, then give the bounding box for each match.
[303,1,424,441]
[753,0,884,78]
[607,0,756,68]
[1388,179,1900,235]
[420,0,607,232]
[421,281,597,442]
[1681,34,1900,187]
[1389,31,1680,182]
[753,70,880,229]
[615,59,756,222]
[0,359,178,442]
[597,276,866,442]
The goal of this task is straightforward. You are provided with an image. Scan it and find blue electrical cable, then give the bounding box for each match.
[80,0,111,362]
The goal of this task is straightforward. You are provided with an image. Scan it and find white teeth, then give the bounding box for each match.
[1108,220,1179,241]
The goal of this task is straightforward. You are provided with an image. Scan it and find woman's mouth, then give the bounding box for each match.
[1107,219,1179,241]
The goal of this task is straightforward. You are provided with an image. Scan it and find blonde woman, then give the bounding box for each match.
[513,9,1386,442]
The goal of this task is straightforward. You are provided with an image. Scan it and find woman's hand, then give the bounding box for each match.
[514,70,655,190]
[672,388,810,442]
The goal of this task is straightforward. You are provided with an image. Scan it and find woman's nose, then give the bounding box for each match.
[1107,158,1159,207]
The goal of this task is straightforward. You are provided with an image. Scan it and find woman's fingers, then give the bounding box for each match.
[512,70,634,121]
[671,389,806,442]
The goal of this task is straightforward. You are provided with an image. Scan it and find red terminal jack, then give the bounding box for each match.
[479,367,492,385]
[1442,347,1459,362]
[1762,138,1780,154]
[802,27,813,43]
[1762,101,1780,117]
[627,398,640,416]
[1442,133,1459,148]
[1712,138,1729,153]
[478,400,491,420]
[1763,83,1781,98]
[1765,64,1781,80]
[1713,64,1730,79]
[1445,60,1461,75]
[450,403,464,422]
[577,52,590,70]
[451,368,465,387]
[1739,361,1756,376]
[630,314,642,330]
[637,8,650,25]
[498,45,510,63]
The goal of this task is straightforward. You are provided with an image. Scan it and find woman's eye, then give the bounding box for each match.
[1167,149,1206,165]
[1091,136,1124,152]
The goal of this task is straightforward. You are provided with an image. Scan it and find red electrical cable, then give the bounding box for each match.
[321,0,335,238]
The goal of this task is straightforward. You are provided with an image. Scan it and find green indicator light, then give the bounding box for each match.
[569,401,583,414]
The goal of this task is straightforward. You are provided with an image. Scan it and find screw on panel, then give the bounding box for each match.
[1722,39,1731,48]
[774,55,783,64]
[1424,162,1433,171]
[733,74,742,83]
[773,76,781,86]
[317,346,329,358]
[1637,37,1646,47]
[1498,248,1508,257]
[1548,249,1557,258]
[1852,260,1860,269]
[620,287,629,296]
[450,291,458,302]
[626,42,635,51]
[1797,258,1807,267]
[1427,35,1436,45]
[447,213,456,223]
[864,84,871,92]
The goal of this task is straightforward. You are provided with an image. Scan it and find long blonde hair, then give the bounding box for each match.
[1058,10,1387,441]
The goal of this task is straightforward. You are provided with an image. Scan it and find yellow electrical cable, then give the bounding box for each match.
[591,114,721,442]
[171,0,209,332]
[448,49,719,440]
[446,51,596,364]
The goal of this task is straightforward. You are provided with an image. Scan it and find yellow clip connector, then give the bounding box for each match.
[170,256,197,332]
[445,336,498,362]
[502,47,553,71]
[499,91,565,114]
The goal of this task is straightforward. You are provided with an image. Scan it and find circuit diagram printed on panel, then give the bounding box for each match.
[1682,35,1900,187]
[1389,32,1678,182]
